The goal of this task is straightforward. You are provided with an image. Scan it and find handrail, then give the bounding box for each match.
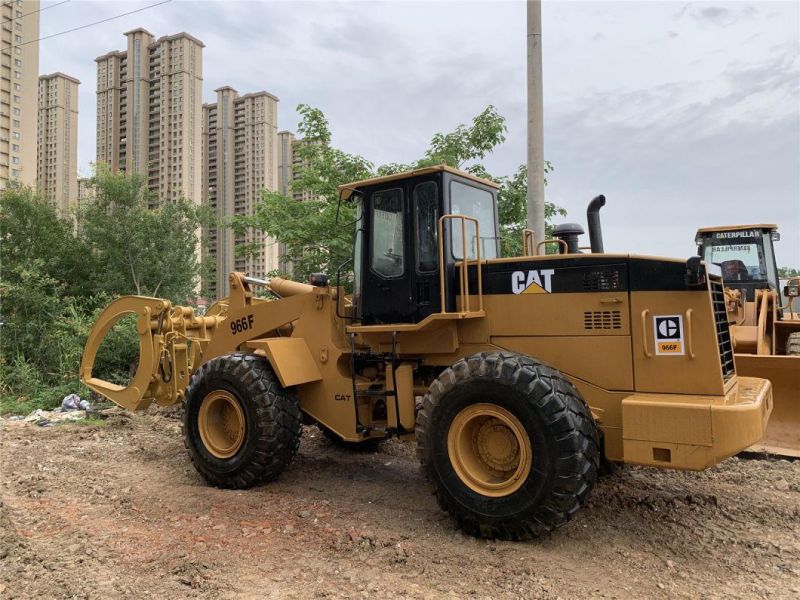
[640,309,652,358]
[756,289,770,355]
[522,228,535,256]
[438,214,483,315]
[685,308,696,359]
[536,239,569,255]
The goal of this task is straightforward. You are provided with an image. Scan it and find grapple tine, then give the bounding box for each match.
[80,296,171,411]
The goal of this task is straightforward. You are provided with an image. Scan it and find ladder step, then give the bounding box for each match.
[356,389,396,397]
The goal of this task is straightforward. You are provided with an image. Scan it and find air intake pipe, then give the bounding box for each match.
[587,195,606,254]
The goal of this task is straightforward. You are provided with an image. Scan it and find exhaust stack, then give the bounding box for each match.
[587,195,606,253]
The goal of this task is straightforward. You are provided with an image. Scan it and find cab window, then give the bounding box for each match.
[370,188,404,278]
[450,180,498,259]
[415,182,439,272]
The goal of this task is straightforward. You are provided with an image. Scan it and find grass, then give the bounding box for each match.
[60,415,111,428]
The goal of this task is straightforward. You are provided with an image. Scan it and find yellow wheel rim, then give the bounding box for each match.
[198,390,245,459]
[447,403,533,497]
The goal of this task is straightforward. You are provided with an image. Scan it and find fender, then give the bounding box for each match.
[244,337,323,388]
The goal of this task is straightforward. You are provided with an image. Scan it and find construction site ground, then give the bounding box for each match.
[1,409,798,599]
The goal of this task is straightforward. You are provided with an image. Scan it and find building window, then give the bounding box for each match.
[15,35,22,43]
[13,83,20,91]
[12,144,18,152]
[12,157,19,165]
[13,108,19,116]
[13,119,20,128]
[14,72,21,79]
[14,59,21,67]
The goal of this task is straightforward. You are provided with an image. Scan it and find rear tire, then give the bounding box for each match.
[787,332,800,356]
[416,352,600,540]
[183,353,301,489]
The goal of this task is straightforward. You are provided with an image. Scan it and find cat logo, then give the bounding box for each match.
[653,315,685,356]
[511,269,555,294]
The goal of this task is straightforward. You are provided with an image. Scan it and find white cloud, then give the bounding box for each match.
[38,0,799,265]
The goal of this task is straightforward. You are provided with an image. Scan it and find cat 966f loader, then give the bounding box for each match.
[82,166,772,539]
[695,224,799,457]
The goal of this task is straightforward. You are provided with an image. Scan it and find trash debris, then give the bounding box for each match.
[62,394,91,411]
[23,409,89,426]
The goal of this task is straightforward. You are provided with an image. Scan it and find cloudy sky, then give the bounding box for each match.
[39,0,799,266]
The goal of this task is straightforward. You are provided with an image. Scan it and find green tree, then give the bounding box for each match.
[80,166,207,302]
[232,104,374,279]
[0,187,97,410]
[778,267,799,278]
[234,104,566,282]
[494,165,565,257]
[0,170,208,413]
[0,184,97,297]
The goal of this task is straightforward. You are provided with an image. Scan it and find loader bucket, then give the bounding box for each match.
[80,296,170,411]
[736,354,800,457]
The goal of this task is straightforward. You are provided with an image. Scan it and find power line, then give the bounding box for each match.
[1,0,173,52]
[1,0,71,26]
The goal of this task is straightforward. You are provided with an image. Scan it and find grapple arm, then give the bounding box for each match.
[80,295,223,410]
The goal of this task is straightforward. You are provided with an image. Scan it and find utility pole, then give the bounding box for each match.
[526,0,545,253]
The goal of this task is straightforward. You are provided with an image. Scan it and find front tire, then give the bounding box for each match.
[416,352,600,540]
[183,353,301,488]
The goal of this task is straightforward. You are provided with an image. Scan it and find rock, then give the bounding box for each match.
[666,560,675,569]
[297,510,312,519]
[774,479,790,492]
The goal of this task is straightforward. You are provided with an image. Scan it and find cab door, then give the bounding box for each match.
[361,185,415,324]
[411,178,442,320]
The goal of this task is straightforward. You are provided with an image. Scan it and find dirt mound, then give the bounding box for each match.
[1,414,798,598]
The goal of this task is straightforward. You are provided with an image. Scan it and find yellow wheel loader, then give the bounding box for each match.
[695,224,800,457]
[82,166,772,540]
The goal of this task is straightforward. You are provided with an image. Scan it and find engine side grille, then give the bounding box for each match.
[583,270,621,291]
[710,277,735,381]
[584,310,622,330]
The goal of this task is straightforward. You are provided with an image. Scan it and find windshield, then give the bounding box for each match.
[450,180,498,259]
[701,229,777,286]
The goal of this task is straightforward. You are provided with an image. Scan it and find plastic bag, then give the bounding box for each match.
[61,394,90,411]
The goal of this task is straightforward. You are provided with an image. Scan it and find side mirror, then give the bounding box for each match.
[685,256,706,288]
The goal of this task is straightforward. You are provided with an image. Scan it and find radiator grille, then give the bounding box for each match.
[584,310,622,330]
[710,277,735,381]
[583,270,621,291]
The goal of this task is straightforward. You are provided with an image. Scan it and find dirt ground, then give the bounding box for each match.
[0,410,798,599]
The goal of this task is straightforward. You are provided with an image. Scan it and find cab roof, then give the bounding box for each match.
[338,165,500,201]
[696,224,778,234]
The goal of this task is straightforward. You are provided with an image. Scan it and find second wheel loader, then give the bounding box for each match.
[81,165,772,540]
[695,224,800,456]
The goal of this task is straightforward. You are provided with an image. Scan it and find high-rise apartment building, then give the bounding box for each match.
[202,87,279,299]
[37,72,79,215]
[1,0,39,188]
[95,29,204,205]
[277,130,316,202]
[277,130,294,197]
[77,176,93,203]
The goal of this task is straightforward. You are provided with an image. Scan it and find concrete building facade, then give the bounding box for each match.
[37,72,79,215]
[1,0,39,188]
[95,29,204,205]
[202,87,279,299]
[277,130,294,197]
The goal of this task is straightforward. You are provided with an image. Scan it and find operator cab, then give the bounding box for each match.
[695,224,781,302]
[339,165,501,325]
